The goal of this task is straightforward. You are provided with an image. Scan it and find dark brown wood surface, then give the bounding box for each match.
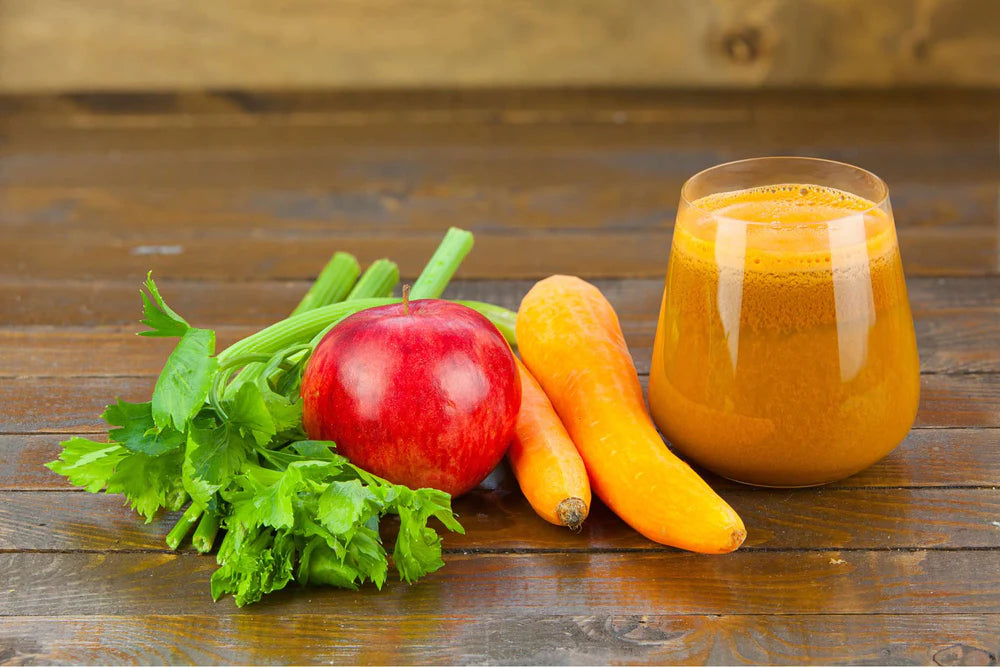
[1,90,998,665]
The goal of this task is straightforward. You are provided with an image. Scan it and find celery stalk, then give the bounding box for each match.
[291,252,361,316]
[192,512,220,553]
[218,298,396,364]
[347,259,399,299]
[166,502,203,549]
[223,228,475,362]
[410,227,474,299]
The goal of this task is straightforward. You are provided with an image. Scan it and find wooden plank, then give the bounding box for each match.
[3,96,995,283]
[2,120,995,193]
[2,277,997,375]
[841,428,1000,488]
[3,227,997,281]
[2,372,998,435]
[0,436,68,491]
[0,89,997,123]
[2,94,996,190]
[0,327,250,378]
[0,376,157,434]
[1,613,997,665]
[1,1,999,92]
[2,550,998,616]
[10,231,681,281]
[1,276,995,329]
[2,486,998,553]
[6,428,998,493]
[0,280,312,328]
[1,79,993,134]
[1,182,995,236]
[916,374,1000,428]
[2,187,996,281]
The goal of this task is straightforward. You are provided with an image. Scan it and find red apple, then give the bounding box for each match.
[301,298,521,497]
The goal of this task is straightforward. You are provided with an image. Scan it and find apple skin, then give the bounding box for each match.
[301,299,521,497]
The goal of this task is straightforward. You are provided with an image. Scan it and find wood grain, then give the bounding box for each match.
[0,280,314,328]
[0,88,997,121]
[6,227,998,280]
[6,428,998,493]
[1,0,999,92]
[1,613,997,665]
[3,486,998,553]
[2,182,995,235]
[3,95,995,185]
[3,550,999,617]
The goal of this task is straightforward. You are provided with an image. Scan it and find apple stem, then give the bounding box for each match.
[402,284,412,315]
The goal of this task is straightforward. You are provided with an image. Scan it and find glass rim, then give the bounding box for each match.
[680,156,890,225]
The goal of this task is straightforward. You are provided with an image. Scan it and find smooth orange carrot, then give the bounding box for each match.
[508,358,591,529]
[516,275,746,554]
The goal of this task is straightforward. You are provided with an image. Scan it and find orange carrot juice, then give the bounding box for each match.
[649,183,920,486]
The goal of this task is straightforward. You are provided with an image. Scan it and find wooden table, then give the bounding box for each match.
[1,90,998,665]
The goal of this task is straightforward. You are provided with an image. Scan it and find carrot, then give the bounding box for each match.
[508,358,591,529]
[516,275,746,554]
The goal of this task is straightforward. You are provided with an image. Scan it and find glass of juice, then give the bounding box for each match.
[649,157,920,487]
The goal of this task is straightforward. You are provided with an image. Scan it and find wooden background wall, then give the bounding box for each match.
[1,0,998,93]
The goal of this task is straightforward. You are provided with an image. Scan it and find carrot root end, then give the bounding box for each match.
[713,524,748,554]
[556,497,589,531]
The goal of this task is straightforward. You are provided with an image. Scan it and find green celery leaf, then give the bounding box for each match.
[297,515,348,561]
[288,440,343,462]
[106,448,187,522]
[345,526,389,589]
[414,487,466,534]
[256,441,342,470]
[317,479,379,534]
[364,476,407,506]
[211,529,297,607]
[152,327,217,432]
[284,459,341,484]
[211,442,463,605]
[262,388,303,437]
[299,538,361,590]
[138,273,190,338]
[393,504,446,583]
[256,472,296,531]
[258,461,338,530]
[222,490,270,556]
[103,400,185,456]
[224,382,277,447]
[391,490,464,583]
[46,436,185,521]
[46,437,128,493]
[183,420,254,509]
[223,461,333,536]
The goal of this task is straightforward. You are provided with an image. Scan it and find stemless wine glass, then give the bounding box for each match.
[648,157,920,487]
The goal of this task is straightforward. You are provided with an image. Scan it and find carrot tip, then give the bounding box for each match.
[721,525,748,554]
[556,497,589,531]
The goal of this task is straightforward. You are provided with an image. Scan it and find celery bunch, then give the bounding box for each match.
[47,228,514,606]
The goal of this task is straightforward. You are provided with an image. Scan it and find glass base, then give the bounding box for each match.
[719,475,839,489]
